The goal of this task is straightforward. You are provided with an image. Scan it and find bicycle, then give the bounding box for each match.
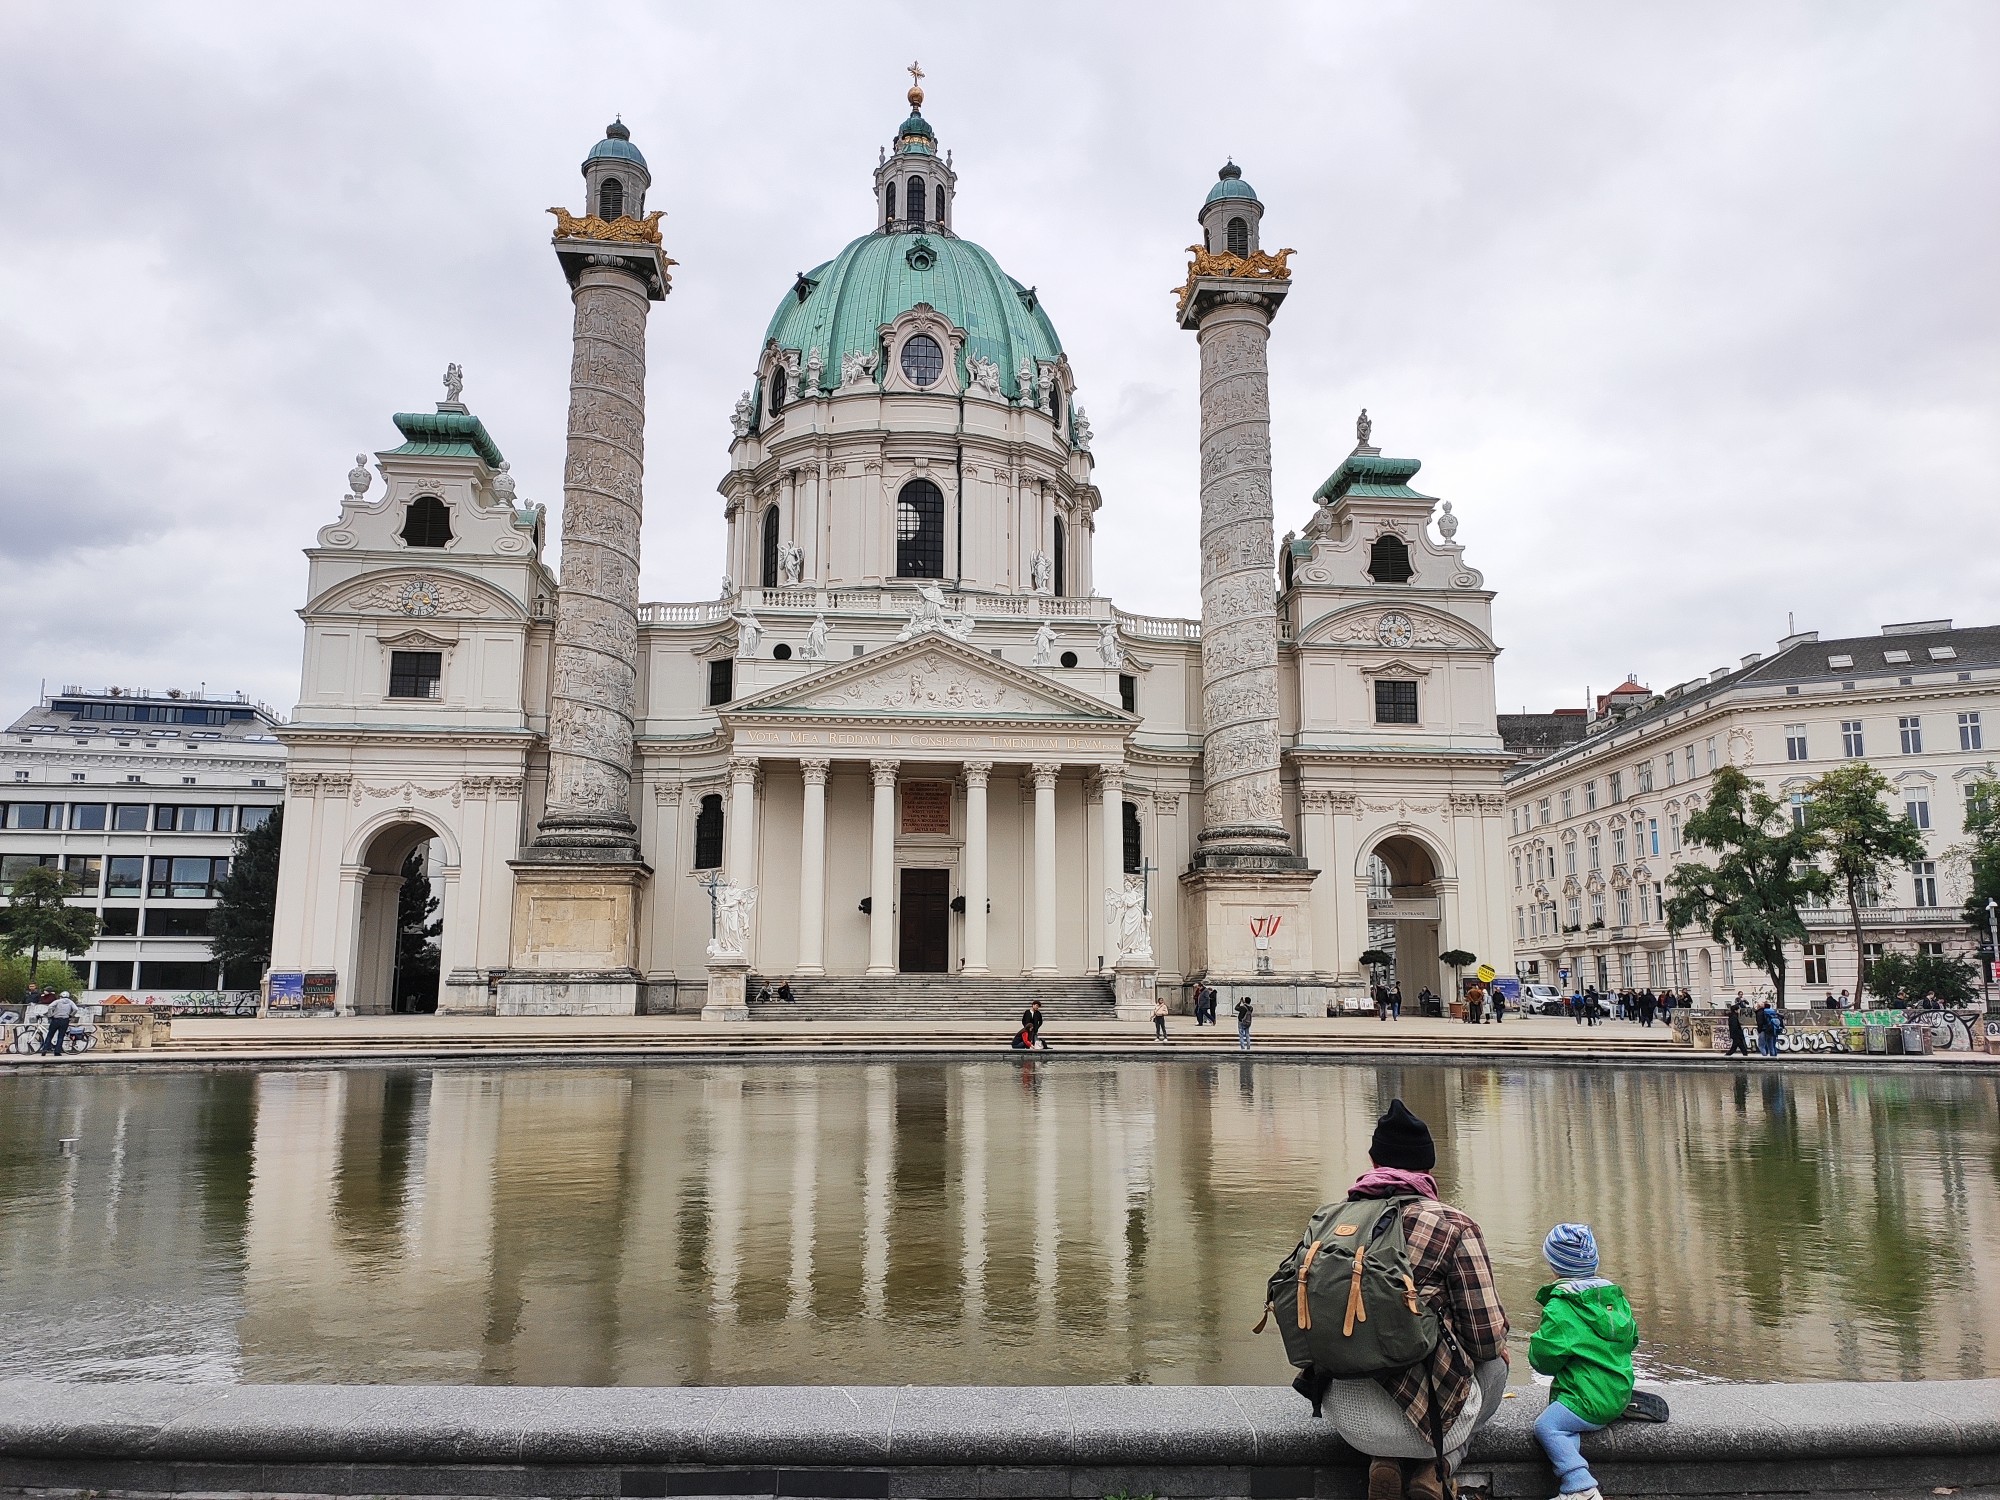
[7,1016,98,1055]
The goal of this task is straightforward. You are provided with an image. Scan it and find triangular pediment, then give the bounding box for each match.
[723,633,1131,724]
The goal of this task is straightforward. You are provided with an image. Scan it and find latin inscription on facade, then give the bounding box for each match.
[901,781,954,835]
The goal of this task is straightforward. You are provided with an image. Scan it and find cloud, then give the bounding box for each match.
[0,0,1993,722]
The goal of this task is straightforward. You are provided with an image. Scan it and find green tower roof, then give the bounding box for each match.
[761,231,1064,401]
[1205,160,1258,205]
[1313,453,1432,505]
[389,409,505,469]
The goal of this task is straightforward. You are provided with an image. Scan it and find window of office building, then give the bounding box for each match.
[63,854,101,895]
[1706,737,1718,771]
[69,803,107,831]
[1590,891,1605,924]
[147,855,229,899]
[0,853,57,892]
[106,855,144,895]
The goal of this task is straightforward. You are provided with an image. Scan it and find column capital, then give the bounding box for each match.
[961,760,993,790]
[870,758,901,788]
[1088,765,1126,803]
[800,758,831,787]
[1030,761,1062,790]
[728,755,762,789]
[653,779,684,806]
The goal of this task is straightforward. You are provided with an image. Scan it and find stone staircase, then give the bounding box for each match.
[746,974,1116,1022]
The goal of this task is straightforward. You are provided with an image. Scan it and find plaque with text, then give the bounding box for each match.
[901,781,954,835]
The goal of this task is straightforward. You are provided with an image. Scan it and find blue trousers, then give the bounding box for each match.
[1237,1023,1251,1051]
[1534,1398,1605,1494]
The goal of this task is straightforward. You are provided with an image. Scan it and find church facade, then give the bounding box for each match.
[268,86,1513,1018]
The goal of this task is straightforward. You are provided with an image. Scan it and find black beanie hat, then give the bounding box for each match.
[1370,1099,1436,1172]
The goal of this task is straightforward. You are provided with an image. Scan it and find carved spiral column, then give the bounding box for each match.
[535,261,655,853]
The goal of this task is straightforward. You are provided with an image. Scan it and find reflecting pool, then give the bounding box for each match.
[0,1060,1995,1385]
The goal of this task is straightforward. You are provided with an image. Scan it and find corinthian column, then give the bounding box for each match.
[534,260,656,853]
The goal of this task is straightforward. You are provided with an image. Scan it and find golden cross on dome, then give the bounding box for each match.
[906,60,925,108]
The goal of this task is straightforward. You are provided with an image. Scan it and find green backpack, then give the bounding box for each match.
[1257,1195,1440,1384]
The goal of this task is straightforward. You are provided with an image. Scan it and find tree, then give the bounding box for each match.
[1865,949,1977,1009]
[1666,765,1828,1007]
[393,848,441,1013]
[210,806,283,986]
[1804,763,1927,1009]
[1955,774,2000,944]
[0,955,86,1008]
[0,866,100,982]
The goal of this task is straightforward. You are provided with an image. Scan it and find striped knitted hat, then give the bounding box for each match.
[1543,1223,1600,1277]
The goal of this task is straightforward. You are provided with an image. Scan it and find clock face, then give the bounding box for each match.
[397,579,442,617]
[1378,611,1415,648]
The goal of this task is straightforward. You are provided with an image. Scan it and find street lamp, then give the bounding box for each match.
[1984,896,1997,1012]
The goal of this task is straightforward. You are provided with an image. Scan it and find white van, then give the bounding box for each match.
[1518,983,1563,1015]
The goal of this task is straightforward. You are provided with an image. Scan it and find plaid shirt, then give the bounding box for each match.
[1372,1197,1510,1442]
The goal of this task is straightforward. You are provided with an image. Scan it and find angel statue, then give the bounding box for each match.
[1032,619,1057,667]
[802,614,830,662]
[778,538,805,587]
[443,363,464,405]
[707,881,759,960]
[1104,879,1154,964]
[1097,620,1124,669]
[731,608,763,659]
[1029,550,1053,594]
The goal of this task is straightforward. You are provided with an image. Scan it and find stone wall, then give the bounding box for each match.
[2,1379,1994,1500]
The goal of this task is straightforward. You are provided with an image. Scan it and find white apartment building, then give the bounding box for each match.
[0,687,285,1000]
[1503,621,1997,1003]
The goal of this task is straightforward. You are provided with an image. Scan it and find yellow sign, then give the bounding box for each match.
[1475,964,1497,984]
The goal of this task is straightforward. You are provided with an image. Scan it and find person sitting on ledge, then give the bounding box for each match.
[777,981,795,1004]
[1322,1101,1510,1500]
[1529,1223,1637,1500]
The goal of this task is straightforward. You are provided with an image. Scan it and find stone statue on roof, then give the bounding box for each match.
[1356,407,1371,447]
[443,363,464,405]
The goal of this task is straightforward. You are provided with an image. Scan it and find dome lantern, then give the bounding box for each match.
[582,117,650,224]
[872,63,956,235]
[1198,159,1263,258]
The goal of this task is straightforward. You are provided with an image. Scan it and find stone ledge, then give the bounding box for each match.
[0,1380,1994,1498]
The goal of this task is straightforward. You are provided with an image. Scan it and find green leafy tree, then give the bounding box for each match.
[393,848,441,1013]
[210,806,283,987]
[1804,763,1927,1008]
[1666,765,1828,1007]
[1865,949,1977,1009]
[1438,948,1478,995]
[1955,774,2000,945]
[0,866,100,982]
[0,955,86,1008]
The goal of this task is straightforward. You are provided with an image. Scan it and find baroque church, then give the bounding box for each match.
[269,78,1513,1018]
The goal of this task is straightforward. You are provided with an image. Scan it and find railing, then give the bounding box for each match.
[1115,608,1201,641]
[1800,905,1965,928]
[639,590,1137,625]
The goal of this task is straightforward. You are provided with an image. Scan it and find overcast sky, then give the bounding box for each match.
[1,2,1994,723]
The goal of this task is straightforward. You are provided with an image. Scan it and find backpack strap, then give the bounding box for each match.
[1296,1241,1322,1329]
[1342,1244,1369,1336]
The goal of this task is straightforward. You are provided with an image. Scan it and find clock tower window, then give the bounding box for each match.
[400,496,453,549]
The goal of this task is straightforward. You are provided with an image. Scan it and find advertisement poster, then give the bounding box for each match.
[267,972,304,1012]
[302,971,338,1013]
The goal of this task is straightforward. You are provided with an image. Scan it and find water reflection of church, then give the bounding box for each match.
[268,78,1511,1017]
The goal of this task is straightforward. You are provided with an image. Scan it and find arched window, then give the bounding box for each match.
[884,182,896,222]
[1367,533,1413,584]
[760,505,782,589]
[1048,380,1063,432]
[1226,216,1249,257]
[1122,800,1142,874]
[936,188,946,225]
[1051,518,1066,597]
[693,795,724,870]
[767,368,785,417]
[895,478,945,578]
[400,495,452,548]
[907,175,926,226]
[598,177,625,221]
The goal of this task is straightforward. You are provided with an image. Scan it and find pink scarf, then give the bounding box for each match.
[1348,1165,1439,1200]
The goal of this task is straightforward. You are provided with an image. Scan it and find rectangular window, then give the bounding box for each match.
[1564,840,1577,876]
[1516,907,1526,940]
[1685,745,1697,779]
[93,960,134,990]
[98,907,138,936]
[1587,833,1601,871]
[1373,679,1419,724]
[1122,800,1142,874]
[1912,860,1938,907]
[1583,781,1597,812]
[1648,818,1659,856]
[708,659,734,707]
[692,793,724,870]
[388,650,444,701]
[144,907,213,938]
[1665,754,1677,787]
[1609,771,1624,803]
[1905,785,1930,829]
[148,855,226,899]
[1612,826,1626,863]
[1970,782,1995,822]
[1841,720,1864,758]
[0,853,57,892]
[1705,737,1718,771]
[1513,854,1522,888]
[1511,808,1520,835]
[1566,895,1582,927]
[1118,674,1137,715]
[239,806,276,832]
[1785,724,1808,761]
[1589,891,1605,924]
[1561,790,1574,819]
[3,802,60,830]
[1668,812,1681,852]
[1803,943,1828,987]
[155,806,226,833]
[106,855,144,895]
[1616,887,1631,926]
[1538,797,1551,825]
[1790,792,1809,828]
[1636,760,1654,793]
[138,960,222,990]
[69,803,107,831]
[63,854,102,896]
[113,804,149,831]
[1899,716,1922,754]
[1961,711,1983,751]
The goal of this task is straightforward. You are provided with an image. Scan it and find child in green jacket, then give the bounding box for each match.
[1528,1224,1637,1500]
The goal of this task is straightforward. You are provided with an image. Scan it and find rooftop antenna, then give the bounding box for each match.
[1787,610,1794,636]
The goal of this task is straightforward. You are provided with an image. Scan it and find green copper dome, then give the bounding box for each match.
[586,119,647,170]
[1205,160,1258,205]
[762,231,1064,401]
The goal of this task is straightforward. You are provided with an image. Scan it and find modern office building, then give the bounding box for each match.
[0,687,285,999]
[1503,622,1998,1001]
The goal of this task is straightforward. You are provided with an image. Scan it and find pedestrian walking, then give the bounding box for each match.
[39,992,78,1057]
[1151,993,1168,1042]
[1234,993,1253,1051]
[1389,987,1404,1020]
[1529,1223,1637,1500]
[1755,1000,1782,1058]
[1724,995,1751,1056]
